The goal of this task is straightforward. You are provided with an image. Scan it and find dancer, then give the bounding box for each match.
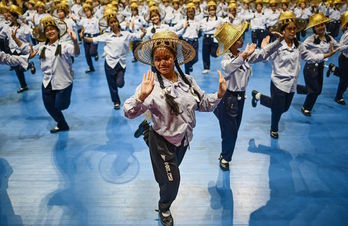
[251,11,336,138]
[33,15,80,133]
[214,21,283,170]
[84,9,146,110]
[123,31,226,226]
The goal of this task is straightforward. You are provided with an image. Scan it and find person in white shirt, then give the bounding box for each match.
[0,3,11,53]
[201,1,224,74]
[143,6,170,41]
[327,0,344,38]
[239,0,254,24]
[250,1,267,48]
[78,3,99,73]
[32,1,49,45]
[294,0,312,40]
[23,0,36,29]
[224,2,242,26]
[56,3,77,45]
[84,9,146,110]
[125,3,148,63]
[32,15,80,133]
[266,0,281,37]
[124,30,226,226]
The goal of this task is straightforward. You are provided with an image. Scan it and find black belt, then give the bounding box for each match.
[252,29,265,32]
[184,38,198,42]
[204,34,214,38]
[306,62,324,67]
[226,90,245,95]
[84,33,100,37]
[330,20,340,24]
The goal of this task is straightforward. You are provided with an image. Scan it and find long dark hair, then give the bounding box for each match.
[312,26,331,44]
[152,47,201,115]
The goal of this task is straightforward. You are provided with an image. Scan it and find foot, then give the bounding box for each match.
[85,69,95,73]
[335,98,346,105]
[270,130,279,139]
[131,58,137,63]
[326,63,337,78]
[202,69,210,74]
[301,107,311,116]
[251,90,259,108]
[50,125,69,133]
[218,155,229,171]
[28,61,36,74]
[95,55,99,61]
[114,103,120,110]
[17,86,28,93]
[134,120,150,138]
[159,210,173,226]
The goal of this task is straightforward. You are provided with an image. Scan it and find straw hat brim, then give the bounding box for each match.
[305,18,331,30]
[216,22,248,57]
[134,37,196,66]
[270,18,307,33]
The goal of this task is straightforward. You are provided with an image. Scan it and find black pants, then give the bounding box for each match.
[336,54,348,100]
[303,62,324,111]
[42,83,72,128]
[104,61,125,104]
[184,38,199,74]
[260,82,294,132]
[214,90,245,162]
[148,128,188,212]
[83,40,98,70]
[11,51,27,88]
[202,35,218,70]
[327,21,340,38]
[252,29,266,48]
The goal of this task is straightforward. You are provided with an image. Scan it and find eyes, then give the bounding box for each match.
[154,55,173,63]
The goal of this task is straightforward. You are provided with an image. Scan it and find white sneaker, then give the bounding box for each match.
[202,69,210,74]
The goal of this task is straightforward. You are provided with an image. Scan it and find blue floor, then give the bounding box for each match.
[1,30,348,226]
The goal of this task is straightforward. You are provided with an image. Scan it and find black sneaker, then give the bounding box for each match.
[335,98,346,105]
[301,107,311,116]
[28,61,36,74]
[326,63,337,78]
[218,155,229,171]
[131,58,137,63]
[270,130,279,139]
[114,103,120,110]
[134,120,150,138]
[50,125,69,133]
[85,69,95,73]
[158,210,173,226]
[17,86,28,93]
[251,90,259,108]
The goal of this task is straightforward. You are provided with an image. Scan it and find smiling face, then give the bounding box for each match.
[187,8,195,20]
[151,12,160,25]
[314,22,326,36]
[282,21,296,41]
[45,25,59,43]
[153,46,175,77]
[108,17,119,32]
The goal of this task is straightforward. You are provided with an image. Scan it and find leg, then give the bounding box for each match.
[104,62,120,105]
[336,54,348,102]
[54,84,73,128]
[296,84,307,95]
[14,65,27,90]
[303,63,324,111]
[148,128,187,212]
[84,41,94,71]
[42,83,68,129]
[202,37,211,70]
[270,82,287,133]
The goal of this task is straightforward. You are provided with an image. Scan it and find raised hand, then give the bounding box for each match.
[11,26,19,39]
[138,70,155,102]
[217,70,227,99]
[261,35,271,49]
[29,44,38,59]
[68,28,77,42]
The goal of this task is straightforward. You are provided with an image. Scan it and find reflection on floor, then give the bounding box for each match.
[0,31,348,226]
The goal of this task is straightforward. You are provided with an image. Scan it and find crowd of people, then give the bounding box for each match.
[1,0,348,225]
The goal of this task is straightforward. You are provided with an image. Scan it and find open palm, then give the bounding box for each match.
[139,70,155,101]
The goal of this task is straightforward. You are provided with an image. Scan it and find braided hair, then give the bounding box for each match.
[152,47,201,115]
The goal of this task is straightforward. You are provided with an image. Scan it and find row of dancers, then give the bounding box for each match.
[1,4,348,225]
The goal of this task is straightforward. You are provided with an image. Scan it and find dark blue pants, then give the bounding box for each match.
[327,21,340,38]
[252,29,266,48]
[11,51,27,88]
[42,83,72,128]
[83,40,98,70]
[260,82,294,132]
[202,35,218,70]
[184,38,199,74]
[336,54,348,100]
[131,40,141,61]
[303,62,324,111]
[104,61,125,104]
[214,90,245,162]
[148,128,187,212]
